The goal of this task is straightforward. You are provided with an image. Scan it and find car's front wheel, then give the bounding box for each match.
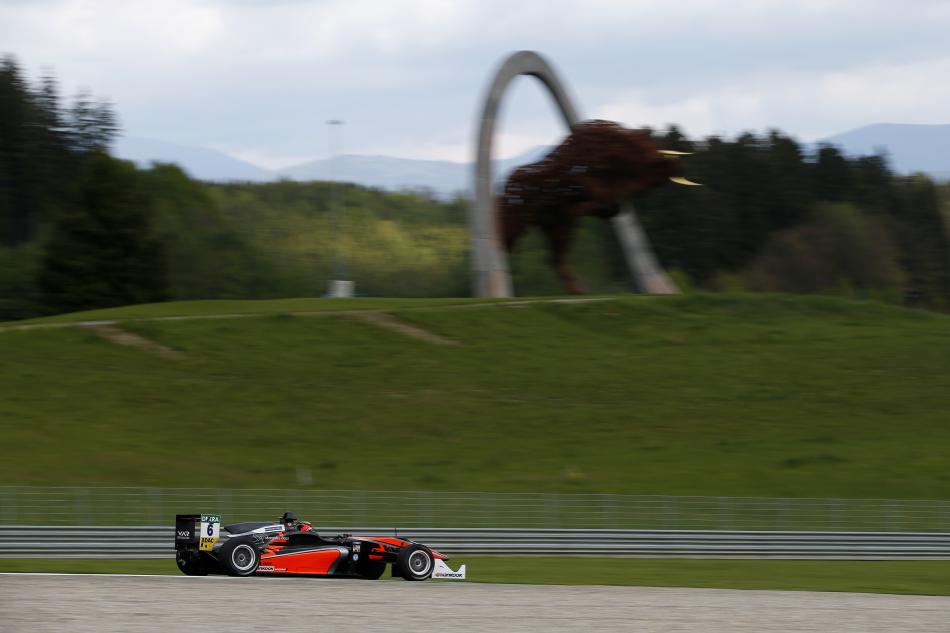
[219,539,259,577]
[395,544,433,581]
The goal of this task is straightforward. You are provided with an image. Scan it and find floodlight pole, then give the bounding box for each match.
[326,119,352,297]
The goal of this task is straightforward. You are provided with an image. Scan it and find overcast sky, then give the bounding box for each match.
[3,0,950,168]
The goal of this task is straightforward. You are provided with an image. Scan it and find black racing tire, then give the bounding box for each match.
[356,560,387,580]
[395,544,434,581]
[176,550,209,576]
[219,538,260,577]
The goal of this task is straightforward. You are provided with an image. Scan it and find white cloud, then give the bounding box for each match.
[3,0,950,162]
[4,0,222,62]
[594,55,950,142]
[363,129,567,164]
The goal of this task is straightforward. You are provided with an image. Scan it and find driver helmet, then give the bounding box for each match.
[280,511,297,530]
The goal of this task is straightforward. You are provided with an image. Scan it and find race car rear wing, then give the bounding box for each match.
[175,513,220,551]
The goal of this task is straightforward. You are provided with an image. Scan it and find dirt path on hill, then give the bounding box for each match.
[81,323,182,359]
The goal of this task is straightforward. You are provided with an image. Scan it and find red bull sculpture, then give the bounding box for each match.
[498,119,698,294]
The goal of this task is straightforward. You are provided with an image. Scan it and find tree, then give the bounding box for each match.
[744,203,904,298]
[888,176,950,306]
[36,151,168,314]
[67,89,120,153]
[0,57,76,246]
[813,144,852,202]
[0,55,36,245]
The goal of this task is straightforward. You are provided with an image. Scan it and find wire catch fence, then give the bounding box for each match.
[1,486,948,532]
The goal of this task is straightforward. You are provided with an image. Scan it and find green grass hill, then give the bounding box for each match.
[2,293,949,499]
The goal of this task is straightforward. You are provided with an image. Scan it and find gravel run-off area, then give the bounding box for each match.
[2,574,949,633]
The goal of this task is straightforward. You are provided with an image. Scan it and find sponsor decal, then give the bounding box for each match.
[198,515,220,552]
[199,537,217,550]
[257,566,275,572]
[432,560,466,580]
[176,530,191,538]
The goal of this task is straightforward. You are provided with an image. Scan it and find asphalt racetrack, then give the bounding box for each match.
[2,574,949,632]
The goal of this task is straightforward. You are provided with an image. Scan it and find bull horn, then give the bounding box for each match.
[670,176,702,186]
[659,150,693,156]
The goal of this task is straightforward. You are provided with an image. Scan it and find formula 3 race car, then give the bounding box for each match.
[174,513,466,581]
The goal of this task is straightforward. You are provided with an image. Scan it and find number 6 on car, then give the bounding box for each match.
[198,514,220,552]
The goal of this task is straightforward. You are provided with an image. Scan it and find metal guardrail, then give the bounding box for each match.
[2,526,949,559]
[3,487,950,532]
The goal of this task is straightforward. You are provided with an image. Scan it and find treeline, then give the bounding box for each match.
[1,55,948,320]
[631,128,950,306]
[0,55,127,318]
[0,56,471,319]
[0,57,118,247]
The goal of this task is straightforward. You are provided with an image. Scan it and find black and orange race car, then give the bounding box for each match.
[174,513,466,581]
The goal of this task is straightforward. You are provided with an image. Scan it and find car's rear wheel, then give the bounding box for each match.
[395,544,433,581]
[176,550,208,576]
[220,539,259,577]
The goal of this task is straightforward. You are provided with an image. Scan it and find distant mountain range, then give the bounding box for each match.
[115,136,549,197]
[114,137,274,182]
[114,123,950,195]
[819,123,950,181]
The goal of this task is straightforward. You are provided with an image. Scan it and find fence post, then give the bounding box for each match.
[148,487,161,525]
[73,489,84,525]
[546,494,560,528]
[219,489,233,522]
[664,496,676,529]
[289,489,300,523]
[835,498,845,531]
[886,500,899,532]
[480,492,496,527]
[419,490,433,527]
[358,490,367,526]
[0,487,14,525]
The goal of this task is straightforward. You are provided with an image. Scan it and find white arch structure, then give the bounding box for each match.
[469,50,679,298]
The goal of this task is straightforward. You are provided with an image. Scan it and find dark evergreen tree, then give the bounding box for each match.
[813,144,852,201]
[0,57,76,246]
[36,151,168,314]
[67,89,120,153]
[0,55,34,245]
[764,130,809,230]
[888,176,950,306]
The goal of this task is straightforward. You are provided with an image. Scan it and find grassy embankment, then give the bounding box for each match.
[3,293,948,499]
